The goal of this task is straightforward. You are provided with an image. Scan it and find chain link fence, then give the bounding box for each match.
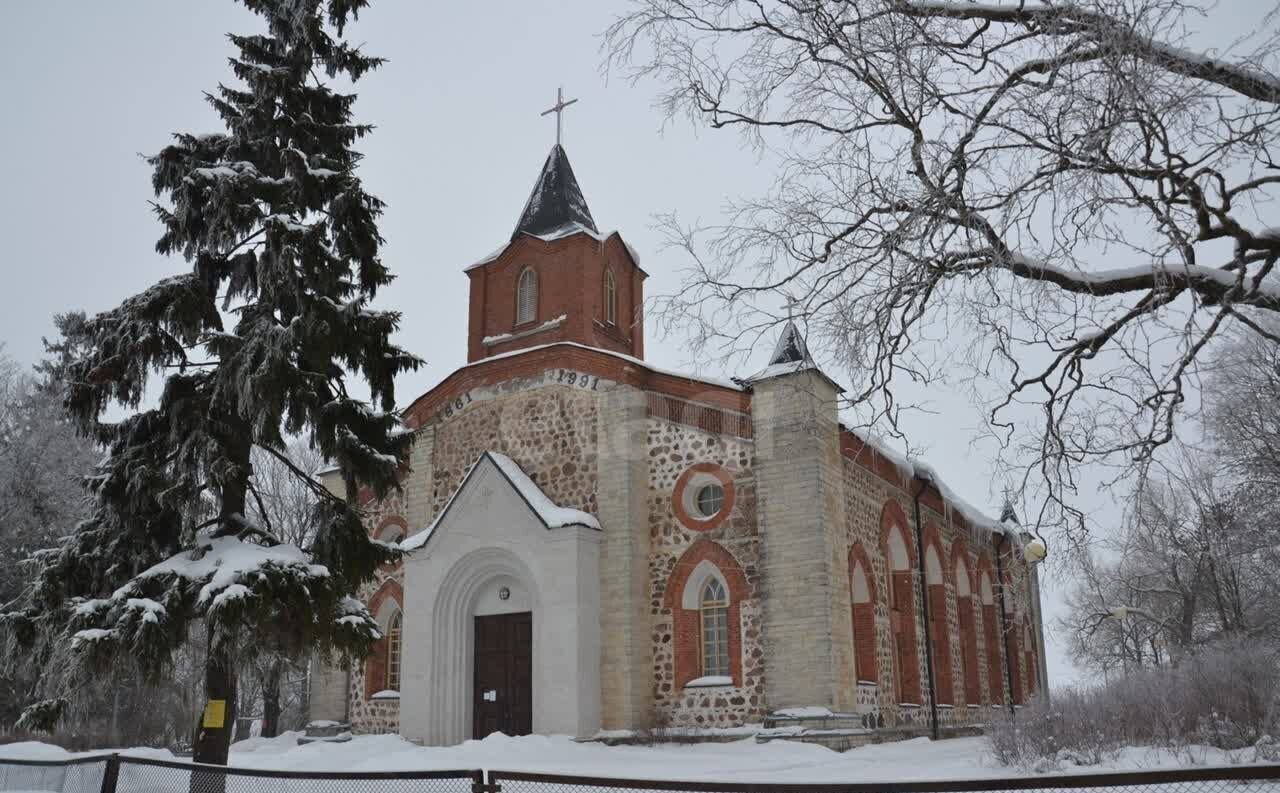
[1,752,1276,793]
[0,756,107,793]
[0,756,479,793]
[488,765,1280,793]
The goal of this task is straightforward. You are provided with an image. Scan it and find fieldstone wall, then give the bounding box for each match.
[840,459,927,727]
[646,417,766,728]
[332,357,1046,740]
[348,489,406,736]
[839,451,1038,730]
[430,379,600,518]
[348,688,401,735]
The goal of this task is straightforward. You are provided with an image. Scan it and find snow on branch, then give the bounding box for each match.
[118,535,330,608]
[897,1,1280,103]
[997,252,1280,310]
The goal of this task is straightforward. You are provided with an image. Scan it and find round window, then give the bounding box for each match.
[673,463,735,531]
[695,483,725,518]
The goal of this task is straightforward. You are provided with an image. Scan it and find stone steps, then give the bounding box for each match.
[762,710,877,731]
[298,720,353,744]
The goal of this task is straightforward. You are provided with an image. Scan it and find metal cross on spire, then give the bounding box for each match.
[782,294,804,320]
[541,86,579,147]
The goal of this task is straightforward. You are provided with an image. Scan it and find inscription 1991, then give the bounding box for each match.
[432,369,600,424]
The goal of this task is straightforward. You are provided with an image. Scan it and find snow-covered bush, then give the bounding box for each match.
[1256,735,1280,763]
[987,689,1124,771]
[988,639,1280,770]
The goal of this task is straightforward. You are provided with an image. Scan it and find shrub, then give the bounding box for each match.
[987,639,1280,770]
[987,689,1123,771]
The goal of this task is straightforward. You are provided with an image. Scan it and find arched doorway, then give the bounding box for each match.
[471,575,533,737]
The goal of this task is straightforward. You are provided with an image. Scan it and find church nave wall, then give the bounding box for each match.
[644,417,765,729]
[347,488,407,735]
[839,449,1040,732]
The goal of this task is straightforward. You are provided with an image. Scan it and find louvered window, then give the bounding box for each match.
[604,270,617,325]
[516,268,538,324]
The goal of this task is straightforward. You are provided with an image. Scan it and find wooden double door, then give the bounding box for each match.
[472,612,532,739]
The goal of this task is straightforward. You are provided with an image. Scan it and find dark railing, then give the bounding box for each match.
[1,752,1276,793]
[0,755,480,793]
[0,755,108,793]
[489,765,1280,793]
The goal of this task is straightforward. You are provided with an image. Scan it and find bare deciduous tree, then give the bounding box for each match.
[241,441,325,738]
[0,341,98,729]
[606,0,1280,541]
[1061,438,1280,678]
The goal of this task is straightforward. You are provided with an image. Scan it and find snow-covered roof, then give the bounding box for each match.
[428,340,747,396]
[843,428,1013,539]
[768,321,809,366]
[464,143,645,273]
[401,451,600,552]
[745,321,845,392]
[488,452,601,530]
[465,225,640,272]
[511,144,597,241]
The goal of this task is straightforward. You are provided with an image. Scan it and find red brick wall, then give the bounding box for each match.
[663,540,749,688]
[363,580,403,699]
[466,232,644,363]
[1003,562,1025,704]
[927,583,954,705]
[983,600,1003,704]
[880,500,922,705]
[849,543,878,683]
[957,597,979,704]
[890,570,922,704]
[922,524,954,706]
[403,343,751,437]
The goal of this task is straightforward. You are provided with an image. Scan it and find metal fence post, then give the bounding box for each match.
[98,754,120,793]
[473,770,500,793]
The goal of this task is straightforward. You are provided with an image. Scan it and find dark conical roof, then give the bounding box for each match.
[511,144,598,241]
[1000,498,1021,526]
[768,321,810,365]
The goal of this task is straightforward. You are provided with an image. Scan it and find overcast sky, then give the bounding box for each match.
[13,2,1263,690]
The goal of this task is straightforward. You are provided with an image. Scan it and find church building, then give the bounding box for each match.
[308,139,1049,746]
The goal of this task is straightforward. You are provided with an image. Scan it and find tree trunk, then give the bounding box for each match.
[192,418,250,776]
[190,642,238,793]
[261,660,282,739]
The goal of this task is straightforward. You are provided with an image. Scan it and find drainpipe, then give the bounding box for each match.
[993,533,1017,719]
[911,477,941,741]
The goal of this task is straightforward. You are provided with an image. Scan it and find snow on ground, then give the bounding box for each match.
[0,733,1270,781]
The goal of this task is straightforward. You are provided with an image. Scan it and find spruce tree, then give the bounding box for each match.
[0,0,417,763]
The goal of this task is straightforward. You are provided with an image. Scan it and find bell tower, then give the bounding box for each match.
[464,144,646,363]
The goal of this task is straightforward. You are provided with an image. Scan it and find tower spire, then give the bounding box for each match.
[511,144,598,241]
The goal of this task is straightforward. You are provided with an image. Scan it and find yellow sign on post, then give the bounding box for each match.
[202,699,226,729]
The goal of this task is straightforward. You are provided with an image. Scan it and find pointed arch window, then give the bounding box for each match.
[516,268,538,325]
[979,567,1004,704]
[699,578,730,678]
[884,518,922,705]
[954,554,980,706]
[604,269,618,325]
[387,611,403,692]
[849,544,878,684]
[925,540,954,705]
